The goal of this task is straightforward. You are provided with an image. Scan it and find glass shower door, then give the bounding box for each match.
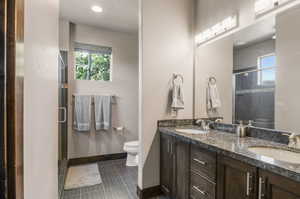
[58,51,68,161]
[233,67,276,129]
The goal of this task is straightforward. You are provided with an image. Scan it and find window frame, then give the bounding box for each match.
[74,47,113,82]
[257,53,276,85]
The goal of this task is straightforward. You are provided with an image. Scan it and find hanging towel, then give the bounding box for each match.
[73,95,92,132]
[207,81,221,109]
[171,76,184,110]
[94,96,112,131]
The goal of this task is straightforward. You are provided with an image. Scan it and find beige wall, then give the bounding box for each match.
[24,0,59,198]
[59,19,70,51]
[67,24,139,158]
[139,0,195,189]
[275,6,300,132]
[194,36,233,123]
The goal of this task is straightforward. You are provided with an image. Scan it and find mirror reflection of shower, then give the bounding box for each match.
[233,38,276,129]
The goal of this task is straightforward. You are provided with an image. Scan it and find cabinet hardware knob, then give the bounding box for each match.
[246,172,253,196]
[167,140,170,153]
[192,186,207,196]
[259,177,266,199]
[161,185,170,193]
[193,158,207,166]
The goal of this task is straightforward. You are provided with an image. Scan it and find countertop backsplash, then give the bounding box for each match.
[158,119,291,145]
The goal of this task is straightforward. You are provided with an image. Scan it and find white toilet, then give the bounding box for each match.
[123,141,139,167]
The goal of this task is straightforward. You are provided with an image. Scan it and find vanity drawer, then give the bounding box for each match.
[190,145,216,182]
[190,171,215,199]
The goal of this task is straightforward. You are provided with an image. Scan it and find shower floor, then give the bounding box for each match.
[62,159,165,199]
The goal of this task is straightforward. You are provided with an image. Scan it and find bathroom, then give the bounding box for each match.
[1,0,300,199]
[58,0,140,198]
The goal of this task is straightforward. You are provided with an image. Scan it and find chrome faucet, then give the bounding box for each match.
[195,118,222,131]
[288,133,300,149]
[195,119,209,130]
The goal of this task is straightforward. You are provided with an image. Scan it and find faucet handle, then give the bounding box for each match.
[195,119,204,125]
[215,118,223,123]
[248,120,254,126]
[288,133,300,149]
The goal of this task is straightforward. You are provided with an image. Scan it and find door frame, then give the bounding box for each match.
[0,0,6,197]
[6,0,25,198]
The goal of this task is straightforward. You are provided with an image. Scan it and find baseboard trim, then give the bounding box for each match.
[137,185,163,199]
[68,153,127,166]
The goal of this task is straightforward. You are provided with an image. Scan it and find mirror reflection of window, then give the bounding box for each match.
[257,54,276,85]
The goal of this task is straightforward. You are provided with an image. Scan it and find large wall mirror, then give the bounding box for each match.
[194,4,300,133]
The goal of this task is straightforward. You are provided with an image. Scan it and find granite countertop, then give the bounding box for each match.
[159,125,300,183]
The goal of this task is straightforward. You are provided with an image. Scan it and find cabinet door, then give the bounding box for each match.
[174,139,190,199]
[217,156,257,199]
[258,170,300,199]
[160,133,174,197]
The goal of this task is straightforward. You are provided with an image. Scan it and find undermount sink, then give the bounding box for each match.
[175,129,208,135]
[248,146,300,164]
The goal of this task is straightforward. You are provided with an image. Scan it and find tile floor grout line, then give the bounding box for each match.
[61,159,165,199]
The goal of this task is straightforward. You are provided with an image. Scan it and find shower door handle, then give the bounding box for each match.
[59,107,67,123]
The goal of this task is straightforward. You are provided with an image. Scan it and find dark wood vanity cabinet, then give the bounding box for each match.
[160,134,190,199]
[258,170,300,199]
[160,132,300,199]
[174,139,190,199]
[160,133,174,197]
[217,156,257,199]
[190,144,217,199]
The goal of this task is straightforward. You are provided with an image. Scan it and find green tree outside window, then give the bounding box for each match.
[75,50,111,81]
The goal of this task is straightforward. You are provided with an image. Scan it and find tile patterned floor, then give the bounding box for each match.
[58,160,68,198]
[62,159,165,199]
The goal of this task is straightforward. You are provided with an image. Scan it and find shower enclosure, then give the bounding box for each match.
[233,63,276,129]
[59,51,68,161]
[58,51,68,198]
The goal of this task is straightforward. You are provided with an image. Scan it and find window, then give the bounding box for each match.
[75,43,112,81]
[257,54,276,85]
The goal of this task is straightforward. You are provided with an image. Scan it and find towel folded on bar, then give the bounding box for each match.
[73,95,92,132]
[94,95,112,131]
[171,76,184,111]
[207,81,221,109]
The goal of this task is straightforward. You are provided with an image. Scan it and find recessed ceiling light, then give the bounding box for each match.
[91,5,103,13]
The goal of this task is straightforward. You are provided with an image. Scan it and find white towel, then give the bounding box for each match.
[94,96,112,131]
[73,95,92,131]
[207,82,221,109]
[171,76,184,110]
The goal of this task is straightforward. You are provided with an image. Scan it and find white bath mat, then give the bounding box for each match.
[64,163,102,190]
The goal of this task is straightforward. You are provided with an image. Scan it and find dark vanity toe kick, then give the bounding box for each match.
[159,127,300,183]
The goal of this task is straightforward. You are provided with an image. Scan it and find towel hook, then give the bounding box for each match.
[173,73,184,83]
[208,76,217,84]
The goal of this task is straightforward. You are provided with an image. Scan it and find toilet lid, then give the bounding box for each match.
[125,141,139,147]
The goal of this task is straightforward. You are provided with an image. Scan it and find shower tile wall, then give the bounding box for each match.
[233,39,276,129]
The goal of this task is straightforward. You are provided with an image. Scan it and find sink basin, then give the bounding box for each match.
[248,146,300,164]
[175,129,208,135]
